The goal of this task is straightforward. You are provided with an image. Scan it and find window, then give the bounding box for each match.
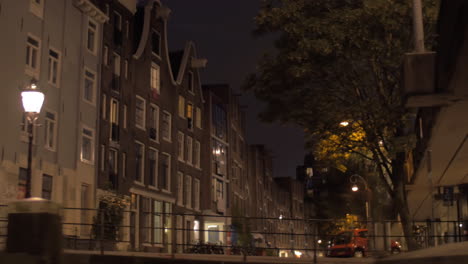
[151,63,160,95]
[83,68,96,104]
[185,175,192,208]
[100,145,105,171]
[87,19,98,54]
[148,148,158,187]
[185,136,193,165]
[135,141,144,183]
[153,201,163,244]
[124,60,128,79]
[177,172,183,205]
[114,12,122,31]
[195,107,202,129]
[149,104,159,141]
[178,96,185,118]
[212,140,227,176]
[152,31,161,55]
[194,140,200,168]
[159,153,171,191]
[17,168,27,199]
[122,152,127,178]
[177,132,184,161]
[48,49,61,86]
[123,105,127,129]
[81,127,94,163]
[110,98,119,141]
[103,46,109,66]
[188,71,194,93]
[44,111,57,151]
[212,104,227,139]
[125,20,129,38]
[30,0,44,18]
[215,179,223,200]
[25,35,40,77]
[113,53,121,76]
[109,148,118,174]
[135,96,146,130]
[161,111,171,141]
[194,179,200,210]
[186,103,194,129]
[105,4,110,19]
[101,94,107,120]
[42,174,52,200]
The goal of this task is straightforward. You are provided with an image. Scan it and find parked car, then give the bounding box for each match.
[326,228,368,257]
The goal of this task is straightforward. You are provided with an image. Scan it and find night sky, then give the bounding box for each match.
[163,0,305,177]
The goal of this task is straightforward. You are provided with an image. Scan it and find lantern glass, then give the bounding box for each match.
[351,184,359,192]
[21,90,44,113]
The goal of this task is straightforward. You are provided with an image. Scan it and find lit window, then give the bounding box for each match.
[87,20,98,54]
[83,69,96,104]
[110,98,119,141]
[186,103,194,129]
[25,35,40,78]
[151,63,160,95]
[178,96,185,118]
[48,49,61,86]
[135,96,146,130]
[195,107,202,129]
[30,0,44,18]
[81,127,94,163]
[44,111,57,151]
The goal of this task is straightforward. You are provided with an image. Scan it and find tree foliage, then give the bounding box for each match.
[246,0,439,250]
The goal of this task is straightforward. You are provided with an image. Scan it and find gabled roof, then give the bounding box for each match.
[169,50,184,80]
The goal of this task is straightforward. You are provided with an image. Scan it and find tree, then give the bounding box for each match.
[245,0,438,250]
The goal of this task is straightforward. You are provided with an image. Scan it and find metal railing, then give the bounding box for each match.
[1,204,467,258]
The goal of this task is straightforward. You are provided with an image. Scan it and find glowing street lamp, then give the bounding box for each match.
[339,121,349,127]
[21,79,44,198]
[351,184,359,192]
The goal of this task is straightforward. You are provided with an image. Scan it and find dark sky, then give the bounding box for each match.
[163,0,305,177]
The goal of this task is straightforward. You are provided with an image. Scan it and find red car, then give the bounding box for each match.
[326,229,369,257]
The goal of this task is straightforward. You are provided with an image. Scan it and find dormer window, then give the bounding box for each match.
[152,30,161,56]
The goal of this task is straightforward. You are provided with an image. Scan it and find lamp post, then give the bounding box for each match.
[21,79,44,198]
[349,174,371,221]
[350,174,373,251]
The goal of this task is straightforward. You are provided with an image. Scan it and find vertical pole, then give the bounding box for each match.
[313,222,317,264]
[412,0,425,52]
[26,122,33,198]
[100,209,104,254]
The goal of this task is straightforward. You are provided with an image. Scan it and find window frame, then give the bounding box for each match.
[161,111,172,142]
[195,107,202,129]
[194,178,200,210]
[148,148,159,188]
[177,131,184,162]
[178,96,185,119]
[135,95,146,130]
[47,47,61,87]
[80,125,95,164]
[177,172,184,206]
[151,30,161,56]
[185,175,192,208]
[194,140,201,168]
[160,152,171,192]
[185,136,193,165]
[135,141,145,184]
[149,104,159,142]
[41,174,53,200]
[25,34,41,79]
[150,63,161,95]
[87,18,98,55]
[83,67,97,105]
[44,110,58,152]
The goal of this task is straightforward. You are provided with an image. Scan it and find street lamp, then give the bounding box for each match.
[349,174,371,221]
[21,79,44,198]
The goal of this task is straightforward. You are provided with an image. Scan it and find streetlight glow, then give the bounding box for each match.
[340,121,349,127]
[21,90,45,113]
[351,184,359,192]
